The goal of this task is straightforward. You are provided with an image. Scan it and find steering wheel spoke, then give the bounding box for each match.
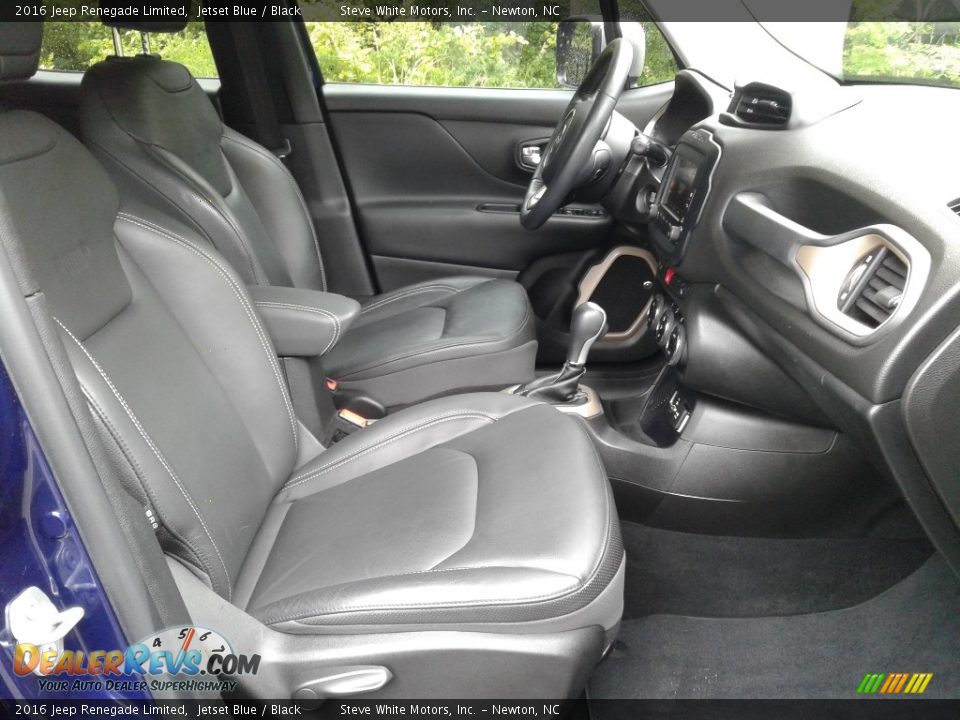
[527,183,548,209]
[519,38,634,230]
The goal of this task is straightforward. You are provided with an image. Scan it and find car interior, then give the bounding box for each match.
[0,10,959,707]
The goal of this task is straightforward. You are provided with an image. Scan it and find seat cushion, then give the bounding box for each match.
[324,277,537,407]
[235,393,623,633]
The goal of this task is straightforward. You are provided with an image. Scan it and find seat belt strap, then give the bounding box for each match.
[228,23,292,159]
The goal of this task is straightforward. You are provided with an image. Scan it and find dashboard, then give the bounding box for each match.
[613,68,960,573]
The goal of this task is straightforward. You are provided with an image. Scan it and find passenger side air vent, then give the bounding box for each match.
[733,84,792,126]
[949,198,960,217]
[837,247,908,329]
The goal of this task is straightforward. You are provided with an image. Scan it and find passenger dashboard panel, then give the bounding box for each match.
[723,192,931,344]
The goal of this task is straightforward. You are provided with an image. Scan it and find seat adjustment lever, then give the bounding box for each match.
[293,665,393,703]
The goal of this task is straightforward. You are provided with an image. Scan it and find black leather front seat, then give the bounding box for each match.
[0,24,623,698]
[78,21,537,408]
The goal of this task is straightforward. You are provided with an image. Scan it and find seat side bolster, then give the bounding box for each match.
[221,128,328,291]
[114,212,300,483]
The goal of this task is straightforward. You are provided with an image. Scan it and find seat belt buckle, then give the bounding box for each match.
[338,409,369,429]
[325,378,339,391]
[324,408,370,445]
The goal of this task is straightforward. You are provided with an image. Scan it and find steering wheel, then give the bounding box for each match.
[520,38,635,230]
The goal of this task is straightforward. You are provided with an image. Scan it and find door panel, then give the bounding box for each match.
[323,82,673,291]
[323,84,607,290]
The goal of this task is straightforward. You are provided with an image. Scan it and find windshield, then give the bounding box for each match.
[763,21,960,89]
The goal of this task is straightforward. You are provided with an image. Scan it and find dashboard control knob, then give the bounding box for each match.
[665,324,687,367]
[656,308,675,345]
[648,294,665,331]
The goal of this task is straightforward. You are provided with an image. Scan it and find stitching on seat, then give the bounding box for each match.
[86,87,263,285]
[273,500,612,621]
[283,410,496,490]
[334,303,532,379]
[117,213,299,454]
[145,145,267,285]
[221,133,328,291]
[84,390,215,588]
[284,411,495,489]
[83,140,229,260]
[262,565,584,626]
[266,405,618,623]
[359,285,460,315]
[253,301,341,354]
[55,318,234,600]
[267,569,584,622]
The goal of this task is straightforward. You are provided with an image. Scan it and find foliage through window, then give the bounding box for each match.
[634,21,678,86]
[39,22,217,78]
[305,21,677,88]
[843,22,960,88]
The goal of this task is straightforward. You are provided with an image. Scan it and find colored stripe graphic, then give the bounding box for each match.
[857,673,885,693]
[858,672,933,694]
[879,674,897,693]
[913,673,933,694]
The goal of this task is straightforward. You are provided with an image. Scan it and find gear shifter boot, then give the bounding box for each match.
[517,362,585,403]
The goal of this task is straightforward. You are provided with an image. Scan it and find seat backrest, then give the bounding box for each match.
[79,31,327,293]
[0,26,301,600]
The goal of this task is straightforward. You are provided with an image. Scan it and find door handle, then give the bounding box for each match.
[517,140,549,172]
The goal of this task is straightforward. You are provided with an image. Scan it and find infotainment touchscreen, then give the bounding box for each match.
[661,145,704,222]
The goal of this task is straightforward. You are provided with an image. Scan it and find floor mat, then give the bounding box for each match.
[621,522,934,619]
[590,554,960,699]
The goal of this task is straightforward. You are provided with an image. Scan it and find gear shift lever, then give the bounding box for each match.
[566,302,608,366]
[517,302,608,403]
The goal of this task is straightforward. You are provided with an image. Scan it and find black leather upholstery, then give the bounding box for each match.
[249,285,361,358]
[325,276,536,406]
[241,393,621,632]
[79,53,537,406]
[0,103,623,636]
[0,23,42,83]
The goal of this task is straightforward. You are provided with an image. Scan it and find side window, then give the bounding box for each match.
[305,20,677,89]
[636,21,679,86]
[306,21,563,89]
[39,22,217,78]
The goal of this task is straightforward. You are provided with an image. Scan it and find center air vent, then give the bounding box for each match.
[949,198,960,217]
[732,84,792,126]
[838,247,908,329]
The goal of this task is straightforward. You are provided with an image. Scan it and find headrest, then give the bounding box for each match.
[103,20,189,34]
[0,23,43,83]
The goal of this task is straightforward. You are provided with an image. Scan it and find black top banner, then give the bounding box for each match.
[4,0,960,23]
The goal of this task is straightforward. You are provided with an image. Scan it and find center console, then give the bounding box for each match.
[650,128,722,263]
